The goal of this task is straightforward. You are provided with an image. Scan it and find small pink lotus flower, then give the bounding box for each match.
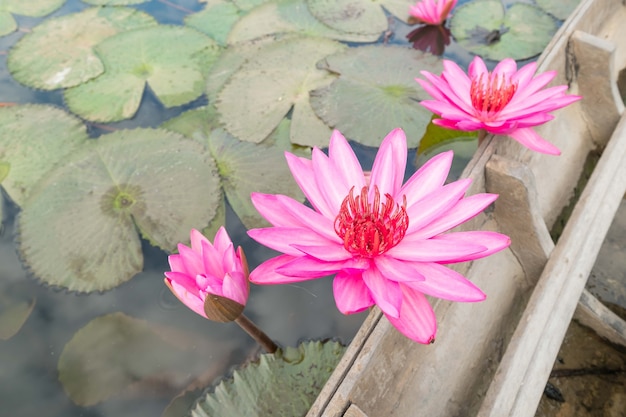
[416,56,582,155]
[164,227,249,322]
[409,0,457,25]
[248,128,510,344]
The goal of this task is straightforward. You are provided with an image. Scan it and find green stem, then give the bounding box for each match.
[235,314,279,353]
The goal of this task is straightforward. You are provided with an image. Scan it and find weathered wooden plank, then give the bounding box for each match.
[477,111,626,417]
[574,289,626,348]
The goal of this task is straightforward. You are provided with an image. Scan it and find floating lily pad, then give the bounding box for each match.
[228,0,380,44]
[18,128,220,293]
[231,0,269,11]
[0,296,35,340]
[0,105,89,206]
[0,0,65,37]
[306,0,414,36]
[418,116,478,155]
[310,45,441,147]
[65,26,221,122]
[208,128,305,229]
[59,313,216,406]
[450,0,557,61]
[189,340,346,417]
[217,36,344,146]
[161,105,222,138]
[536,0,580,20]
[185,1,242,46]
[8,7,157,90]
[82,0,148,4]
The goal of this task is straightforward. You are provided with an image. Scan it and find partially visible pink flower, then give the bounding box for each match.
[416,56,582,155]
[409,0,457,25]
[164,227,249,322]
[248,128,510,344]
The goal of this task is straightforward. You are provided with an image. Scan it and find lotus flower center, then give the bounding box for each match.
[334,186,408,258]
[470,72,517,118]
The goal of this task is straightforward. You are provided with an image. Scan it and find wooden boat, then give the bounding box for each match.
[307,0,626,415]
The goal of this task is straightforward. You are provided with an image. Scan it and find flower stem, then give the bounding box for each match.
[235,314,278,353]
[477,129,488,147]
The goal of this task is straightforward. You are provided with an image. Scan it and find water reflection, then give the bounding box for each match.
[407,24,451,56]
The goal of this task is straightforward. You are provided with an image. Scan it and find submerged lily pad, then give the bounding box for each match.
[0,105,89,206]
[65,25,221,122]
[228,0,380,44]
[59,313,216,406]
[185,1,242,46]
[310,45,441,147]
[0,0,65,37]
[190,340,346,417]
[8,7,157,90]
[0,296,35,340]
[306,0,414,36]
[536,0,580,20]
[18,128,220,293]
[217,36,345,146]
[450,0,557,61]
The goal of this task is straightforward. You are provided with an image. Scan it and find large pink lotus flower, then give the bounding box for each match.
[164,227,249,322]
[416,56,582,155]
[248,129,510,344]
[409,0,457,25]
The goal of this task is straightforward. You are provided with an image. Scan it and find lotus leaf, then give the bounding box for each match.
[189,340,346,417]
[217,36,345,146]
[228,0,380,44]
[8,7,157,90]
[0,105,89,206]
[306,0,415,36]
[310,45,441,147]
[185,1,242,46]
[450,0,557,61]
[83,0,148,4]
[18,128,220,293]
[0,0,65,37]
[65,26,221,122]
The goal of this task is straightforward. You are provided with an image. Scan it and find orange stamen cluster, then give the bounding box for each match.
[334,186,408,258]
[470,72,517,117]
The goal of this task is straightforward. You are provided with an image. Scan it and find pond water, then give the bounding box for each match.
[0,0,574,416]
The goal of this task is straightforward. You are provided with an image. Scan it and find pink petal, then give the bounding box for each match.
[249,254,315,284]
[291,242,352,261]
[405,262,486,302]
[250,193,303,228]
[468,56,488,79]
[164,271,197,294]
[277,255,369,279]
[511,61,537,89]
[362,267,402,318]
[432,231,511,262]
[368,128,407,196]
[177,243,203,276]
[333,272,375,314]
[399,150,452,205]
[385,286,436,344]
[405,178,472,234]
[386,234,487,262]
[412,193,499,239]
[222,272,248,305]
[248,227,333,256]
[312,146,352,213]
[201,239,225,278]
[190,228,209,252]
[329,130,366,191]
[508,128,561,155]
[374,255,425,283]
[285,152,334,218]
[168,279,207,318]
[492,58,517,77]
[212,227,231,254]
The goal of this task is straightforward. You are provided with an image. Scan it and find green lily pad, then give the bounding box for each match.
[18,128,220,293]
[0,0,65,37]
[306,0,414,36]
[0,296,35,340]
[189,340,346,417]
[310,45,441,147]
[418,116,478,155]
[65,25,221,122]
[450,0,558,61]
[217,36,345,146]
[228,0,380,44]
[82,0,148,4]
[185,1,242,46]
[208,128,305,229]
[536,0,581,20]
[8,7,157,90]
[231,0,269,11]
[59,313,217,406]
[0,105,89,206]
[161,105,222,138]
